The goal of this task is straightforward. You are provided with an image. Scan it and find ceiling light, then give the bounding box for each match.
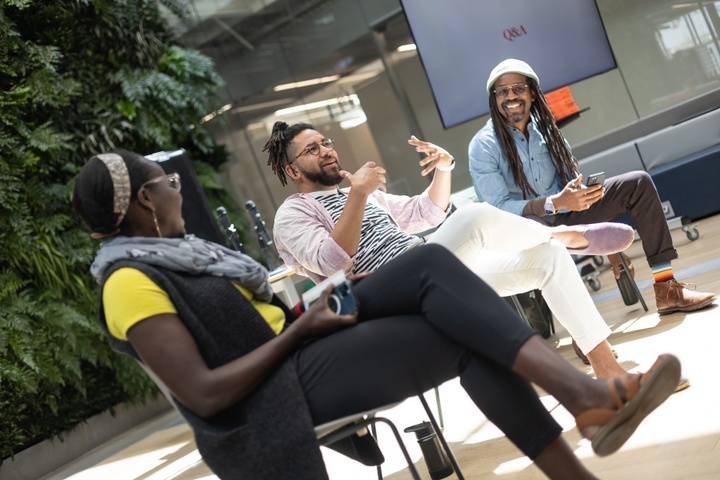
[273,75,341,92]
[275,94,359,116]
[340,112,367,129]
[397,44,417,52]
[230,98,295,114]
[200,103,232,123]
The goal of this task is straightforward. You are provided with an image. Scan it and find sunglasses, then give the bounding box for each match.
[493,83,529,98]
[141,172,181,192]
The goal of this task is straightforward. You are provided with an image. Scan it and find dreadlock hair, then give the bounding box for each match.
[263,121,314,186]
[489,77,578,199]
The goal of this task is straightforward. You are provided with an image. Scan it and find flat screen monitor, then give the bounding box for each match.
[400,0,616,128]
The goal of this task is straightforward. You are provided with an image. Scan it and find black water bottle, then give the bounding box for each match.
[404,421,453,479]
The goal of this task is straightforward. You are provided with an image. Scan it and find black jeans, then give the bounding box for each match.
[294,244,562,460]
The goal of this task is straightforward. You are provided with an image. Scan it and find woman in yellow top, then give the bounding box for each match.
[72,149,680,480]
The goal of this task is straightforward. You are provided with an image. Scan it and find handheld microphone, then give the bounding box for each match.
[216,206,245,253]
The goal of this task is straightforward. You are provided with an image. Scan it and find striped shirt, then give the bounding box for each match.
[310,190,423,275]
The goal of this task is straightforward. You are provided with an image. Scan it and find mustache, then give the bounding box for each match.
[502,99,525,109]
[321,159,343,171]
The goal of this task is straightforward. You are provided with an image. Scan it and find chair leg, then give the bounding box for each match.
[370,423,382,480]
[618,254,649,312]
[508,292,554,338]
[320,417,421,480]
[373,417,421,480]
[509,294,531,326]
[418,395,465,480]
[434,386,444,430]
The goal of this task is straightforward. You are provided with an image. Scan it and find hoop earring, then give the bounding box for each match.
[152,210,163,238]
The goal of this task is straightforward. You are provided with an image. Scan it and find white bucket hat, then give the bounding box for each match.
[486,59,540,93]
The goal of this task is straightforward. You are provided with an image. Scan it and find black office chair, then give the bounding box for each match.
[506,290,555,339]
[317,393,465,480]
[137,360,463,479]
[315,402,421,479]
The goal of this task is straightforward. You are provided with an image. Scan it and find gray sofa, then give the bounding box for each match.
[578,107,720,222]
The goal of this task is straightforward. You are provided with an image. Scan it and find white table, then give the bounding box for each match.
[269,265,300,306]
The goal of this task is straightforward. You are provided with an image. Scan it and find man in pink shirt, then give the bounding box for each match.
[263,120,686,391]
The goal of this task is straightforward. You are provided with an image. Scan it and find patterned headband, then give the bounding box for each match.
[93,153,131,238]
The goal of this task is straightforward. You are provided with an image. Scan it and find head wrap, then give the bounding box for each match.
[92,153,131,238]
[486,59,540,93]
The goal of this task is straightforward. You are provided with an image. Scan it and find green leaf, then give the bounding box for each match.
[116,99,137,120]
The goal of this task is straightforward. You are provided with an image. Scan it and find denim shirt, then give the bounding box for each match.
[468,117,568,216]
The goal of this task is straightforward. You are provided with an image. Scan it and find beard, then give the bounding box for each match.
[502,100,527,124]
[296,163,344,187]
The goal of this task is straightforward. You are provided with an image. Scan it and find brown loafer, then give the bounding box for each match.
[567,223,635,256]
[654,280,716,315]
[576,354,681,456]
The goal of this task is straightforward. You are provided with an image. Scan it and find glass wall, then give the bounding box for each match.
[165,0,720,223]
[598,0,720,116]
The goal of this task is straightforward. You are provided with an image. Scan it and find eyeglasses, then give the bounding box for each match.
[141,172,181,192]
[295,138,335,159]
[493,83,529,98]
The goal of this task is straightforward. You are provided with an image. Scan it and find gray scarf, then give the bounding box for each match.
[91,234,273,302]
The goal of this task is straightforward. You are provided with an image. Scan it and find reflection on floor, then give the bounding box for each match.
[42,214,720,480]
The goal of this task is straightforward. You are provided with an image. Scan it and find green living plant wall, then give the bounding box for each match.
[0,0,251,461]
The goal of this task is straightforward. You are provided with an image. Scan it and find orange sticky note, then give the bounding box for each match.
[545,86,580,121]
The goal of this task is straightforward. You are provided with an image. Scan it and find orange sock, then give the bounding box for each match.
[651,262,674,283]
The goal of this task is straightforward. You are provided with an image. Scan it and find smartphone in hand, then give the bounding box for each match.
[585,172,606,187]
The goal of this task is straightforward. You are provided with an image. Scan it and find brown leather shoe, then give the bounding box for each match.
[576,354,680,456]
[654,280,716,315]
[608,252,634,280]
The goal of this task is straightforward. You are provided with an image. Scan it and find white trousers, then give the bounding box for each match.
[427,202,611,354]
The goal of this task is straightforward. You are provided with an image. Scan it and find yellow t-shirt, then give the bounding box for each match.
[103,267,286,340]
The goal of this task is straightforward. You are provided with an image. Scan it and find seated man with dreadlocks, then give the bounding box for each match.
[468,58,715,317]
[262,120,654,382]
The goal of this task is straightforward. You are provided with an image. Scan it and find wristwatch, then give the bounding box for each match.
[544,197,556,215]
